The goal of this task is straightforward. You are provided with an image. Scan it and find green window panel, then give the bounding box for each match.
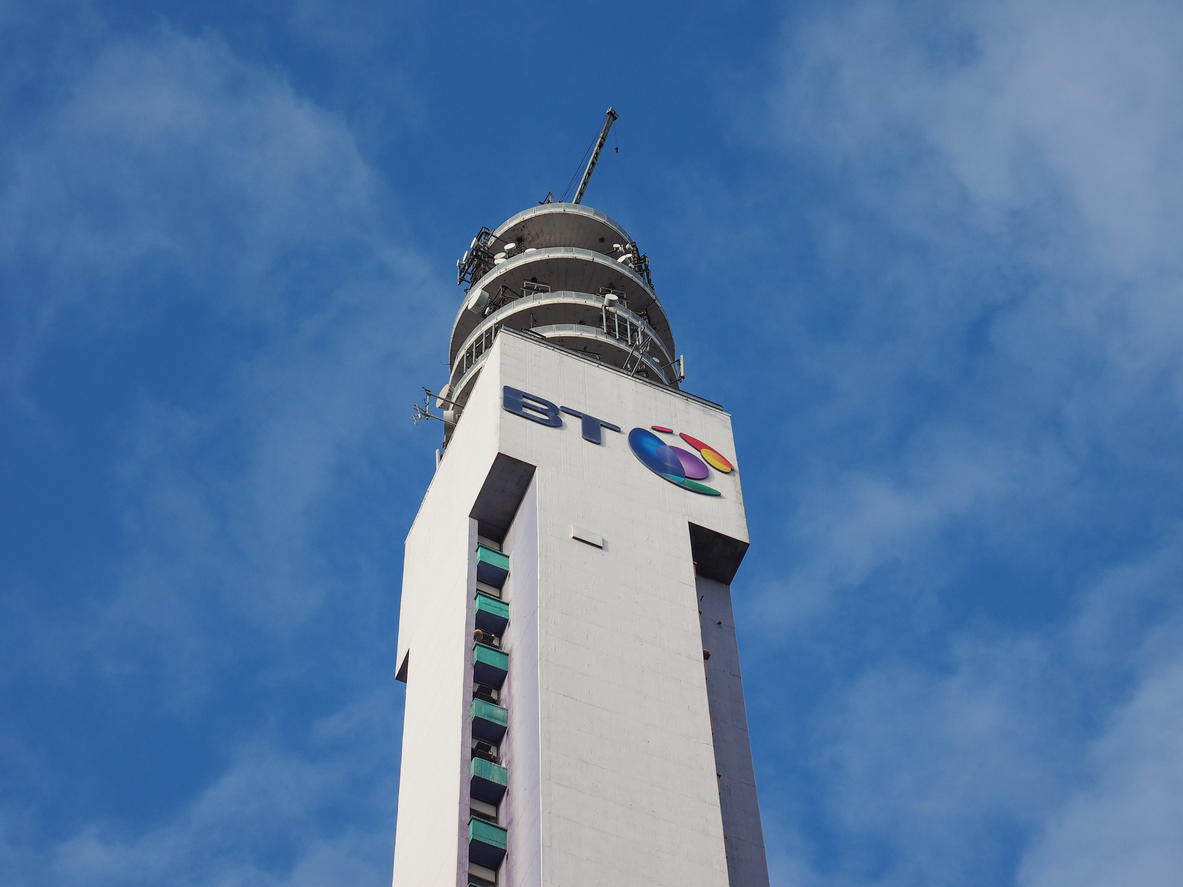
[470,756,508,804]
[475,545,510,588]
[471,698,508,743]
[474,593,509,635]
[468,817,507,869]
[473,642,508,689]
[471,756,507,785]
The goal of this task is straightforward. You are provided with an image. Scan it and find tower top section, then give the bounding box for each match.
[441,201,679,436]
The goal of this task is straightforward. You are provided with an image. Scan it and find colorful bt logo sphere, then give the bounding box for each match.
[628,426,734,496]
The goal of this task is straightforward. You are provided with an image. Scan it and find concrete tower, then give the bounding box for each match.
[392,199,769,887]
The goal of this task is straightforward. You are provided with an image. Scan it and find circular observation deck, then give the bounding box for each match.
[445,203,678,418]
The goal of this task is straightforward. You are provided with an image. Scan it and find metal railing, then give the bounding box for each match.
[459,234,655,294]
[459,325,497,375]
[601,304,645,348]
[453,289,672,378]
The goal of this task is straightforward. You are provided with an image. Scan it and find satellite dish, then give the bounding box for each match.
[461,250,469,264]
[466,288,489,316]
[525,248,536,252]
[470,237,478,251]
[503,242,516,252]
[495,252,506,261]
[494,257,506,265]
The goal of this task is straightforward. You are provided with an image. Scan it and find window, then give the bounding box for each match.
[474,683,499,703]
[472,739,499,763]
[470,798,499,823]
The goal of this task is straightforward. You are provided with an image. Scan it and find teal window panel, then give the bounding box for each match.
[474,593,509,635]
[473,642,508,688]
[468,817,507,869]
[471,698,508,743]
[475,545,510,588]
[470,757,508,804]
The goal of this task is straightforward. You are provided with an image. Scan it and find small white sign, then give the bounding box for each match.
[570,526,604,549]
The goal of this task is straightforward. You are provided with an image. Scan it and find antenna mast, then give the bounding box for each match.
[572,107,618,205]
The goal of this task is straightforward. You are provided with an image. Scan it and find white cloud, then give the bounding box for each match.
[1018,650,1183,887]
[774,0,1183,245]
[1,26,437,385]
[1068,533,1183,670]
[755,2,1183,884]
[753,430,1027,625]
[753,530,1183,887]
[818,637,1069,884]
[0,25,450,695]
[760,0,1183,616]
[46,690,398,886]
[772,0,1183,386]
[0,21,433,882]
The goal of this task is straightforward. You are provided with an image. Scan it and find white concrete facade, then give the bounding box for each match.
[393,328,768,886]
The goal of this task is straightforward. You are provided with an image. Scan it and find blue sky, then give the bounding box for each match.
[2,1,1182,884]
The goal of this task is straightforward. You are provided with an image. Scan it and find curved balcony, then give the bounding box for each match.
[458,203,650,290]
[449,246,672,368]
[446,293,676,409]
[528,323,672,381]
[493,202,633,254]
[450,290,672,381]
[441,201,678,448]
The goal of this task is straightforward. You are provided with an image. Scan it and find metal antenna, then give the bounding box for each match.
[412,388,463,426]
[572,108,618,205]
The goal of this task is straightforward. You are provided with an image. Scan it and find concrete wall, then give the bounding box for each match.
[494,332,743,886]
[392,352,503,887]
[394,330,764,886]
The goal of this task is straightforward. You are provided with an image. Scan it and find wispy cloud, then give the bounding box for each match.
[1019,645,1183,887]
[746,1,1183,884]
[772,0,1183,355]
[817,636,1070,883]
[43,689,398,886]
[2,20,445,672]
[1,20,445,882]
[753,430,1029,625]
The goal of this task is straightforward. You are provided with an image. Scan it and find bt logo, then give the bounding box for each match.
[503,386,734,497]
[627,426,733,496]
